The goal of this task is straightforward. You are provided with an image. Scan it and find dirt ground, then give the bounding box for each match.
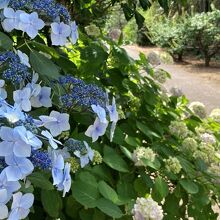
[124,45,220,113]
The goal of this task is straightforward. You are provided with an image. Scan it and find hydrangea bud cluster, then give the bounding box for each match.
[85,24,101,36]
[164,156,182,174]
[132,197,164,220]
[0,0,78,45]
[169,87,183,97]
[209,108,220,123]
[132,147,156,166]
[189,101,206,119]
[169,121,188,139]
[92,150,103,165]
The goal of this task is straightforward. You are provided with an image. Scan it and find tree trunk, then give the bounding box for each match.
[205,56,210,67]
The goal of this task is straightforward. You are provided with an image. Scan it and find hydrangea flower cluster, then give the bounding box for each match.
[164,156,182,174]
[189,101,206,119]
[0,0,78,45]
[0,51,30,84]
[0,61,118,219]
[182,137,198,153]
[153,69,167,84]
[132,197,164,220]
[58,76,119,142]
[132,147,156,166]
[209,108,220,122]
[169,121,188,139]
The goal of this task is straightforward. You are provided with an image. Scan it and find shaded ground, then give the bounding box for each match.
[124,45,220,113]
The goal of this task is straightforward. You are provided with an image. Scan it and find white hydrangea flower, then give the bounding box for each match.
[182,137,198,153]
[85,24,100,36]
[132,147,156,166]
[169,87,183,97]
[164,156,182,174]
[200,133,216,145]
[189,102,206,119]
[132,197,163,220]
[209,108,220,123]
[153,69,167,84]
[147,51,161,66]
[169,121,188,139]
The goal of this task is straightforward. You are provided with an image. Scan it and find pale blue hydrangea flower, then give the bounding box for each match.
[0,170,20,204]
[0,104,25,123]
[52,154,64,186]
[30,87,52,108]
[41,130,62,149]
[0,126,32,158]
[107,97,119,123]
[0,203,8,220]
[2,8,24,32]
[85,117,108,142]
[107,97,119,142]
[0,80,7,100]
[70,21,78,44]
[51,22,71,46]
[17,50,30,68]
[74,141,94,168]
[39,111,70,137]
[8,192,34,220]
[91,104,108,123]
[13,88,31,112]
[19,12,45,39]
[57,162,71,197]
[4,155,34,181]
[0,0,9,9]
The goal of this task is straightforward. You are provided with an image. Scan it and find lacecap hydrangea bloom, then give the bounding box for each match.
[132,147,156,166]
[132,197,163,220]
[0,0,78,46]
[169,121,188,139]
[189,101,206,119]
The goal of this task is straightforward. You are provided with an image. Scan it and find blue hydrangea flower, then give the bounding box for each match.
[85,117,108,142]
[0,170,21,204]
[41,130,62,149]
[39,111,70,137]
[51,22,71,46]
[19,12,45,39]
[4,155,34,181]
[52,154,64,186]
[13,88,31,112]
[0,0,9,9]
[74,141,94,168]
[0,80,7,100]
[0,104,25,123]
[107,97,119,123]
[0,126,32,158]
[8,192,34,220]
[30,87,52,108]
[57,162,71,197]
[2,8,24,32]
[91,104,108,124]
[70,21,78,44]
[17,50,30,68]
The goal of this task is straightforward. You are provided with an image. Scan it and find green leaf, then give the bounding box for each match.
[125,136,140,148]
[136,121,160,139]
[98,181,118,203]
[135,11,145,29]
[28,172,53,190]
[152,176,169,201]
[30,50,60,79]
[141,158,161,170]
[0,32,13,50]
[139,0,151,10]
[103,145,129,172]
[120,146,133,160]
[180,179,199,194]
[96,198,123,219]
[72,180,99,208]
[41,190,62,218]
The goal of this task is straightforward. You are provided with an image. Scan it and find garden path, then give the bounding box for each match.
[124,45,220,113]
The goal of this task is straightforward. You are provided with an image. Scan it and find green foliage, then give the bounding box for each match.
[149,9,220,65]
